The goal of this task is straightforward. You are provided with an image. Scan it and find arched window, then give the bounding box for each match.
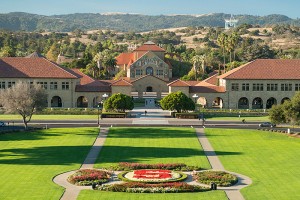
[77,96,88,108]
[51,96,62,107]
[238,97,249,109]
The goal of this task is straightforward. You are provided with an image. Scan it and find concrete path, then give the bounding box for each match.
[53,127,109,200]
[196,128,252,200]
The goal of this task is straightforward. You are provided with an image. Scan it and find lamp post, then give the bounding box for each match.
[97,102,101,125]
[102,93,109,111]
[192,94,198,104]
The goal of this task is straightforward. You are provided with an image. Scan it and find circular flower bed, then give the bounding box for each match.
[195,171,238,187]
[68,169,112,186]
[119,169,187,183]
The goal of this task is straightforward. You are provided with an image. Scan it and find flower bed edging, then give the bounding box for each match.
[68,169,112,186]
[97,182,210,193]
[194,171,238,187]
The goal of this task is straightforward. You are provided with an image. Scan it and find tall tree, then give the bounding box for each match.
[217,33,228,71]
[0,82,47,129]
[191,55,202,80]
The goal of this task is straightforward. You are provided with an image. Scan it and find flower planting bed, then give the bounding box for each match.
[111,162,201,171]
[97,182,210,193]
[118,169,187,183]
[194,171,238,187]
[68,169,112,186]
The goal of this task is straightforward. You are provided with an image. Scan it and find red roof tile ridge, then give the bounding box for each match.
[43,58,79,79]
[111,78,133,86]
[218,61,253,79]
[167,79,190,86]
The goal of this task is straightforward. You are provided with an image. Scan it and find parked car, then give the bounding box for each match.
[259,122,276,128]
[0,121,6,126]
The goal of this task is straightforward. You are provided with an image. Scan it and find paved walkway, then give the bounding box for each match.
[53,127,108,200]
[53,126,251,200]
[196,128,252,200]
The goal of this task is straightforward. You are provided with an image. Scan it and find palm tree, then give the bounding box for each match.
[191,55,202,80]
[217,33,228,71]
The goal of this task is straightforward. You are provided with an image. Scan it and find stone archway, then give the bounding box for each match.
[252,97,263,109]
[197,97,207,108]
[77,96,88,108]
[213,97,224,109]
[51,96,62,107]
[93,96,101,108]
[281,97,290,104]
[238,97,249,109]
[266,97,277,109]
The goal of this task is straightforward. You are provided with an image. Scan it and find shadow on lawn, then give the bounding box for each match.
[0,146,92,165]
[97,146,242,164]
[108,128,197,139]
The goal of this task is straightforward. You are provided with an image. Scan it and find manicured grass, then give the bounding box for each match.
[0,114,97,121]
[78,190,227,200]
[94,127,211,169]
[0,128,99,200]
[205,128,300,200]
[81,127,226,200]
[207,115,269,121]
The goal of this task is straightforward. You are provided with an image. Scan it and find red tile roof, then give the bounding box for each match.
[167,79,190,87]
[131,75,167,83]
[202,71,219,86]
[0,57,78,79]
[116,53,134,65]
[134,43,165,52]
[190,85,226,93]
[111,79,132,86]
[218,59,300,80]
[71,69,111,92]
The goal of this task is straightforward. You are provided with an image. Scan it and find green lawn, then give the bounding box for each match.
[0,128,99,200]
[0,114,97,120]
[207,115,269,121]
[94,127,211,168]
[78,190,226,200]
[80,127,226,200]
[205,128,300,200]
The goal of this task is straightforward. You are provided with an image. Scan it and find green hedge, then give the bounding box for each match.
[175,113,199,119]
[101,113,126,118]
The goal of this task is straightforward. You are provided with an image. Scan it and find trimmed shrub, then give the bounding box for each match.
[195,171,238,187]
[68,169,112,186]
[110,162,201,171]
[97,182,210,193]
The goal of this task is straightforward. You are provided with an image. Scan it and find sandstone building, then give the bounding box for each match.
[0,43,299,109]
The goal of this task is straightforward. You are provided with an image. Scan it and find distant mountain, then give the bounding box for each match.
[0,12,299,32]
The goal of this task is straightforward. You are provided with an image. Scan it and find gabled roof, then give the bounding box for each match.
[131,75,167,84]
[111,79,133,86]
[0,57,78,79]
[116,53,134,65]
[218,59,300,80]
[167,79,190,87]
[71,69,111,92]
[202,71,219,86]
[134,41,165,52]
[190,85,226,93]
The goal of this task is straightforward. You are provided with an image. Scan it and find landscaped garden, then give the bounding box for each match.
[205,128,300,200]
[78,127,227,199]
[0,128,99,200]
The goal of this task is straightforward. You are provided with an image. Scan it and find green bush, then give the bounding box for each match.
[195,171,238,187]
[97,182,210,193]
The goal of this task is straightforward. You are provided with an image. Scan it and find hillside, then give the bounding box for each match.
[0,12,299,32]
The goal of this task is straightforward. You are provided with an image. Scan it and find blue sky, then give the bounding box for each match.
[0,0,299,18]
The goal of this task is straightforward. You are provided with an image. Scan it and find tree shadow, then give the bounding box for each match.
[108,128,197,139]
[0,146,92,165]
[0,130,61,141]
[96,146,241,164]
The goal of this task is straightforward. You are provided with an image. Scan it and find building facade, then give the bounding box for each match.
[1,45,300,110]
